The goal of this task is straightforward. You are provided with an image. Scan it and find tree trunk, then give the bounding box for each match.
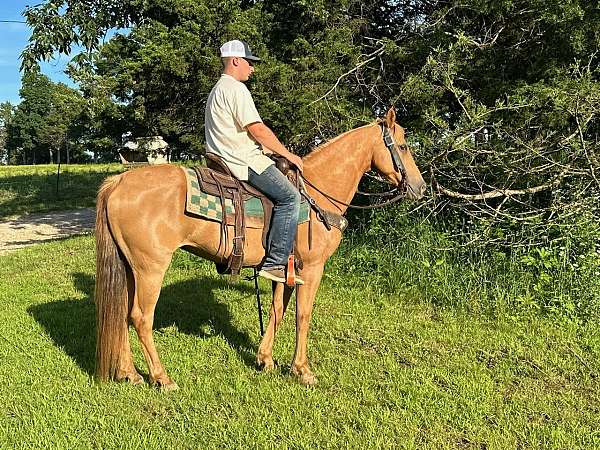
[66,143,70,164]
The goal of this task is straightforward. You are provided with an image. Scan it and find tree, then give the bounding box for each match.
[38,81,84,164]
[378,0,600,246]
[21,0,141,73]
[6,73,53,164]
[6,72,85,164]
[27,0,373,158]
[0,102,14,164]
[67,2,226,159]
[21,0,600,246]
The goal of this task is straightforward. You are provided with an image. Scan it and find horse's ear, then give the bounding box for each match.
[385,106,396,129]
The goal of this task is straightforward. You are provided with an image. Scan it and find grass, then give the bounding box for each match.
[1,235,599,449]
[0,164,124,219]
[340,206,600,320]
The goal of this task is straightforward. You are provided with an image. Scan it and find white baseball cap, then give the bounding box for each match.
[219,40,261,61]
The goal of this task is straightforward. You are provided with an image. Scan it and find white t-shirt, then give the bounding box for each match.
[205,74,274,180]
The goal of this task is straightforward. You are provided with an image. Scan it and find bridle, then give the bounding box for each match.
[300,122,410,211]
[381,122,409,193]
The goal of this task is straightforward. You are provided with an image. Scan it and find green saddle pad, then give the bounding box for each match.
[183,167,309,224]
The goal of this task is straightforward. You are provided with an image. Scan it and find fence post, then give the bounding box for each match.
[56,150,61,198]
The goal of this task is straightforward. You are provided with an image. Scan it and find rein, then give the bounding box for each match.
[357,172,401,196]
[299,122,409,211]
[301,176,405,210]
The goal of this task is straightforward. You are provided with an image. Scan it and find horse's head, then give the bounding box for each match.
[371,107,427,200]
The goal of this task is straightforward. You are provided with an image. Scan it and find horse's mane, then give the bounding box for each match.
[303,121,380,162]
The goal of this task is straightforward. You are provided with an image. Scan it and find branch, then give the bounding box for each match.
[434,170,566,200]
[309,45,386,106]
[575,110,600,189]
[443,26,505,49]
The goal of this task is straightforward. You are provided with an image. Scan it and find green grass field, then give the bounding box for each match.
[1,236,599,449]
[0,164,124,219]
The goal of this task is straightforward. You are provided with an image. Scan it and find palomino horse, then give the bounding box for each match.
[95,107,426,389]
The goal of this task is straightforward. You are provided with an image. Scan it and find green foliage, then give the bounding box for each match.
[384,0,600,247]
[21,1,599,228]
[336,204,600,321]
[5,73,86,165]
[71,2,226,158]
[23,0,376,159]
[21,0,141,72]
[38,81,85,160]
[0,102,14,163]
[6,73,53,164]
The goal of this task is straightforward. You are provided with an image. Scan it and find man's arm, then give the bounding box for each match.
[246,122,303,172]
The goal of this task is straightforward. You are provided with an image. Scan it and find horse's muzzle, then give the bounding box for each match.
[407,181,427,200]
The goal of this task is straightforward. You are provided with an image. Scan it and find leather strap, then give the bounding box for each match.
[197,156,246,276]
[319,210,348,232]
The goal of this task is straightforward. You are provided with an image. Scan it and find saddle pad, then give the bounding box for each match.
[183,167,309,227]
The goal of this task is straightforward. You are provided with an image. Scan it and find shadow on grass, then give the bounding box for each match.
[0,170,120,219]
[28,271,260,377]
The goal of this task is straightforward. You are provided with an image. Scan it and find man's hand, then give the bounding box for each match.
[286,153,303,173]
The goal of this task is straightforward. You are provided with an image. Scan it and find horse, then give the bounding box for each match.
[95,107,426,389]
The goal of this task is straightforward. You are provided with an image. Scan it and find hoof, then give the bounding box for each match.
[292,367,318,386]
[117,372,145,386]
[152,377,179,391]
[159,381,179,392]
[256,356,276,372]
[299,372,318,387]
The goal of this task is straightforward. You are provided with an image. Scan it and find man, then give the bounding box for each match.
[205,39,304,285]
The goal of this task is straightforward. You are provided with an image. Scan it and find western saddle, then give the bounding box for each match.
[193,153,296,276]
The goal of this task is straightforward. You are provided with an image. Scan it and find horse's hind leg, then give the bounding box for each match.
[257,282,294,371]
[115,268,143,385]
[116,332,143,385]
[129,262,177,390]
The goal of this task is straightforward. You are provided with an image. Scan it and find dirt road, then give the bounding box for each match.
[0,208,95,255]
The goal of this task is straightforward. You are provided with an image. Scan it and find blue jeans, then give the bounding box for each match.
[248,165,301,269]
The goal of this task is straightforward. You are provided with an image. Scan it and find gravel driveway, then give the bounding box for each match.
[0,208,96,255]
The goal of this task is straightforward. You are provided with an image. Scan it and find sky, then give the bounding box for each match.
[0,1,78,104]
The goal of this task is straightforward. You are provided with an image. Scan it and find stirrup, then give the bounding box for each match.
[286,255,296,287]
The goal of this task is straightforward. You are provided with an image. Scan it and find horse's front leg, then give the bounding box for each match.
[291,263,324,386]
[257,281,294,371]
